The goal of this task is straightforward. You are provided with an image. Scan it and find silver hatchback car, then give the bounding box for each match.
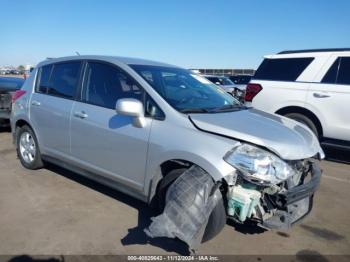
[11,56,324,243]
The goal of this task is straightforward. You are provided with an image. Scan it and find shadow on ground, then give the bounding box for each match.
[323,146,350,164]
[0,126,11,133]
[227,219,266,235]
[6,255,62,262]
[45,164,191,255]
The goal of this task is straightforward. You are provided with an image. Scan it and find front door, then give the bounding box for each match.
[70,61,152,190]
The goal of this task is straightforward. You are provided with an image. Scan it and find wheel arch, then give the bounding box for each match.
[13,119,33,144]
[275,106,323,137]
[147,156,227,206]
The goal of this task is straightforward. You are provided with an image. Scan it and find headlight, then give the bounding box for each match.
[224,144,296,185]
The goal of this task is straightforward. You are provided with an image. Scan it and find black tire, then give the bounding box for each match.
[16,125,44,170]
[284,113,319,138]
[157,168,227,243]
[201,198,226,242]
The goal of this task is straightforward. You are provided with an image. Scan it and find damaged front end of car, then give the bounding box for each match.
[223,143,322,230]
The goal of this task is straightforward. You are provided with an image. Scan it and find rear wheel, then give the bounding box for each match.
[157,168,227,243]
[284,113,319,138]
[16,125,44,170]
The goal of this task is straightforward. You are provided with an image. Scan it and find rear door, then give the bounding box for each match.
[29,61,82,157]
[70,61,152,191]
[307,56,350,141]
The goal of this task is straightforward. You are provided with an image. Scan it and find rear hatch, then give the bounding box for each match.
[0,77,24,113]
[0,92,13,112]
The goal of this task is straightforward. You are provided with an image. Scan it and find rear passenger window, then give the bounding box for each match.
[82,62,143,109]
[337,57,350,85]
[48,62,81,98]
[322,58,340,84]
[254,58,314,81]
[36,65,53,93]
[322,57,350,85]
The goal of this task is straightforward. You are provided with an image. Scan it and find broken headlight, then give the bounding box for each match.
[224,144,296,185]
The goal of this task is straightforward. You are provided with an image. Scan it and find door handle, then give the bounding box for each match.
[74,111,88,119]
[31,100,41,106]
[313,93,330,98]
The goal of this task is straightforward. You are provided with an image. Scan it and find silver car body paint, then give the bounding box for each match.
[11,55,324,203]
[189,108,324,160]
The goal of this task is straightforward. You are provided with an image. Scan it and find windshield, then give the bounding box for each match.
[130,65,241,113]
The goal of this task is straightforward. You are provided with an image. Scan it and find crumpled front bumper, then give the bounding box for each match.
[260,161,322,230]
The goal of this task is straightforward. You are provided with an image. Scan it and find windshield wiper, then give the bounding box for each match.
[210,104,246,112]
[179,108,211,114]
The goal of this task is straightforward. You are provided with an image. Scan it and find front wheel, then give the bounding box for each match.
[157,168,227,243]
[16,125,44,170]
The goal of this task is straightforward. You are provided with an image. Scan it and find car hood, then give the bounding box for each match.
[189,108,324,160]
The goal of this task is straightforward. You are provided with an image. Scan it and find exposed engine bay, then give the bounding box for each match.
[145,157,321,251]
[224,159,321,230]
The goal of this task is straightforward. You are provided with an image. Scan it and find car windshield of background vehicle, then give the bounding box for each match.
[130,65,241,113]
[220,77,235,86]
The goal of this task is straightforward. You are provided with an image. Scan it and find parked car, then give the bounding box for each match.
[12,56,324,244]
[228,74,252,89]
[203,74,245,102]
[228,74,252,102]
[0,77,24,126]
[246,48,350,150]
[0,70,8,75]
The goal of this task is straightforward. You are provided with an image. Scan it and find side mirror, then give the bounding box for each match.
[215,82,221,85]
[115,98,146,128]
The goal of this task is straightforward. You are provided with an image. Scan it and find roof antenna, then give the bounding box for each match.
[75,51,80,56]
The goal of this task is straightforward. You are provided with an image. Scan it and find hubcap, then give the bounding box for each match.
[19,132,36,164]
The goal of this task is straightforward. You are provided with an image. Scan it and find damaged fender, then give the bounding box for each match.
[145,166,222,251]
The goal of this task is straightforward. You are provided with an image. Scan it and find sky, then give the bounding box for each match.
[1,0,350,69]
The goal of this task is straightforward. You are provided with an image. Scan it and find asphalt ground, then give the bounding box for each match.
[0,128,349,257]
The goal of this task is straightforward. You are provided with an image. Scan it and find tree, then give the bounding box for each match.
[17,65,25,71]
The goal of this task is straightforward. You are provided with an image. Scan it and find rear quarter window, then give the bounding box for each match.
[321,57,350,85]
[254,58,314,81]
[337,57,350,85]
[36,65,53,93]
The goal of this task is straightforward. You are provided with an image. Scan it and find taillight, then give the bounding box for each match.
[12,90,26,103]
[244,83,262,102]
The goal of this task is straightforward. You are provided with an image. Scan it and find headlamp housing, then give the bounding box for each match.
[224,144,296,185]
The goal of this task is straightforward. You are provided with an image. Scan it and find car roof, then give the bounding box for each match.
[278,48,350,55]
[0,77,24,83]
[37,55,180,68]
[0,77,24,90]
[265,48,350,59]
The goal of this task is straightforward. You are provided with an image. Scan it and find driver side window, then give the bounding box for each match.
[82,62,143,109]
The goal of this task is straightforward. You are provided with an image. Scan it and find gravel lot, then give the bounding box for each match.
[0,128,349,256]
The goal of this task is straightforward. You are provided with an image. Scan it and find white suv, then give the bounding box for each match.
[246,48,350,149]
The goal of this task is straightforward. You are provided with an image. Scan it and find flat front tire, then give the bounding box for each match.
[16,125,44,170]
[157,168,226,243]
